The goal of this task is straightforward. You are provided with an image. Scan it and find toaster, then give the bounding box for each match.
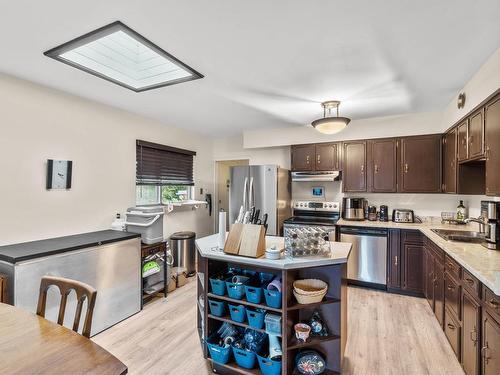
[392,209,415,223]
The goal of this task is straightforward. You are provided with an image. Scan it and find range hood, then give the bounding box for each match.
[291,171,341,182]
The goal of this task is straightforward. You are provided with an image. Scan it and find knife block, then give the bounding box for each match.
[224,223,266,258]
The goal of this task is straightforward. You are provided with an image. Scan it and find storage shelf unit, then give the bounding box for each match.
[197,255,347,375]
[207,292,282,313]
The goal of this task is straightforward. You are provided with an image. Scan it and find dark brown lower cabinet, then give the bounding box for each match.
[387,229,401,289]
[424,246,435,309]
[402,243,424,293]
[462,290,481,375]
[445,272,461,320]
[482,312,500,375]
[387,230,423,296]
[445,307,461,360]
[434,259,445,327]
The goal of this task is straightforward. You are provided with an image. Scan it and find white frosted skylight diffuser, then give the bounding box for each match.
[44,21,203,92]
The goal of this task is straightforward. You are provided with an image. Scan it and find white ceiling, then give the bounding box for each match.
[1,0,499,136]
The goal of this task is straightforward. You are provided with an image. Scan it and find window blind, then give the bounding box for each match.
[136,140,196,185]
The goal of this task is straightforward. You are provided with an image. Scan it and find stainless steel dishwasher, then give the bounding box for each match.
[340,226,388,287]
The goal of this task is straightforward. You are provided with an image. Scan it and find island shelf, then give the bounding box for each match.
[196,234,350,375]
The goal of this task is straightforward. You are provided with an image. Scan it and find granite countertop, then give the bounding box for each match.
[0,230,141,264]
[196,234,351,270]
[337,218,500,295]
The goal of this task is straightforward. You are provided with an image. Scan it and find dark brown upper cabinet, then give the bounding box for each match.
[485,94,500,196]
[443,129,457,193]
[458,120,469,162]
[315,143,339,171]
[342,141,367,192]
[468,109,484,159]
[368,138,398,193]
[291,144,315,171]
[400,135,442,193]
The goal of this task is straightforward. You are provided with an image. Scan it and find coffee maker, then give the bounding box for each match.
[481,200,500,250]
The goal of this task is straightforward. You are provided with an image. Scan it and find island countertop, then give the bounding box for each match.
[196,233,351,269]
[0,230,141,264]
[337,218,500,295]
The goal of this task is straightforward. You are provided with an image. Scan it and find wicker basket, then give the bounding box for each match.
[293,279,328,295]
[293,289,327,304]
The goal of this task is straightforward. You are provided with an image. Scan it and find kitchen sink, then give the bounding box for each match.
[431,229,486,243]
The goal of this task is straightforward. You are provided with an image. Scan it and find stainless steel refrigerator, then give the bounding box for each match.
[229,165,291,236]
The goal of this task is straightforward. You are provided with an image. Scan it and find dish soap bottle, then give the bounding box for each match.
[456,200,466,222]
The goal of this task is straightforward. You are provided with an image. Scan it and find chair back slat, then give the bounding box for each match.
[36,276,97,338]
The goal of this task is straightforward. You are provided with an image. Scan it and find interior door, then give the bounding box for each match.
[369,138,398,192]
[229,166,249,225]
[343,141,367,192]
[485,95,500,196]
[249,165,278,235]
[443,129,457,193]
[400,135,441,193]
[469,109,484,159]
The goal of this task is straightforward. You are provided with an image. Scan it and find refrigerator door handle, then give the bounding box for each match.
[249,177,254,208]
[243,177,248,211]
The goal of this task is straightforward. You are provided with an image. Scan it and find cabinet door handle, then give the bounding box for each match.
[317,154,321,163]
[447,285,454,291]
[488,299,499,308]
[470,328,478,344]
[306,155,310,164]
[447,323,456,330]
[482,345,490,364]
[465,278,475,285]
[361,164,364,173]
[394,256,398,267]
[485,145,491,161]
[404,163,409,173]
[374,164,379,173]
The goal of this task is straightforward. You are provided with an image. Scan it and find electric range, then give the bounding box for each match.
[283,201,340,240]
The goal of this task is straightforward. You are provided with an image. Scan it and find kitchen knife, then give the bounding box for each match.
[236,206,244,223]
[243,211,251,224]
[261,213,268,229]
[249,206,255,223]
[253,209,260,224]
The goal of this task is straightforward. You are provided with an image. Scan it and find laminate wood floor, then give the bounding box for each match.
[93,282,464,375]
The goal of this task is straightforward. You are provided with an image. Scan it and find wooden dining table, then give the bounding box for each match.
[0,303,127,374]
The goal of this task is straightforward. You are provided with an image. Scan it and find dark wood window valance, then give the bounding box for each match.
[136,140,196,185]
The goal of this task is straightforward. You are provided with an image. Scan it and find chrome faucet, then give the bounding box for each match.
[464,216,487,233]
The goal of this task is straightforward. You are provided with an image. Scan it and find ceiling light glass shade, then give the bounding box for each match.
[44,21,203,92]
[311,117,351,134]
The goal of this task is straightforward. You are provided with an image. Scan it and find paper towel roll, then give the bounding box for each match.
[218,210,226,249]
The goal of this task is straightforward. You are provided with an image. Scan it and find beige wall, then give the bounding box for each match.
[0,74,214,246]
[442,47,500,129]
[213,135,291,169]
[243,111,443,148]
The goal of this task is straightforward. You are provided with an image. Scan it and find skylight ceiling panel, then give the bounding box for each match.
[44,21,203,92]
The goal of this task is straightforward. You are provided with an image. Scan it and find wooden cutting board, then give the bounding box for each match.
[238,224,266,258]
[223,223,244,254]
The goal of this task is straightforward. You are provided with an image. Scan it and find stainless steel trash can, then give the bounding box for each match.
[170,231,196,276]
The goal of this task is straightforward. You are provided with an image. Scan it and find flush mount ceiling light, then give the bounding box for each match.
[311,101,351,135]
[44,21,203,92]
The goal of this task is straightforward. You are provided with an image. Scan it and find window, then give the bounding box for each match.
[136,185,194,205]
[135,140,196,205]
[44,21,203,92]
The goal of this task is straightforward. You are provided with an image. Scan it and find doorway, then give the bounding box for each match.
[215,159,249,231]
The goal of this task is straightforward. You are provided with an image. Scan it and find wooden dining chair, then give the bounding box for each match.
[36,276,97,338]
